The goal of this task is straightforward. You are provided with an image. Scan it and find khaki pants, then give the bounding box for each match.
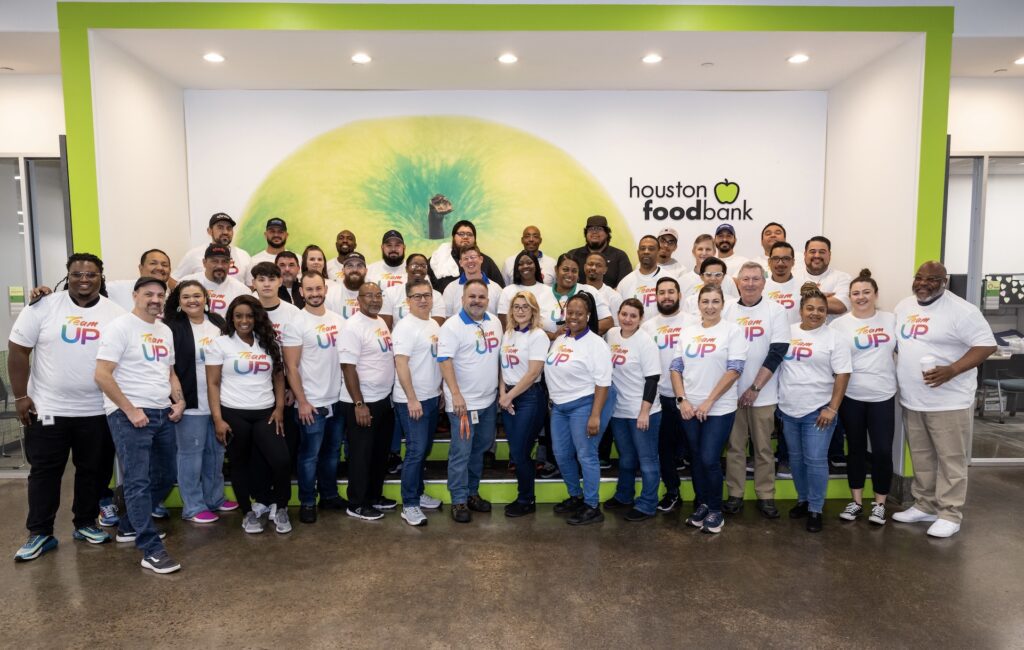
[903,407,972,524]
[725,404,777,499]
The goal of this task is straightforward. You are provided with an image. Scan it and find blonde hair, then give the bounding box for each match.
[505,291,544,334]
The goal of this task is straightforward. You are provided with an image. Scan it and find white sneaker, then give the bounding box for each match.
[927,519,960,538]
[242,511,264,534]
[401,506,428,527]
[419,493,442,510]
[267,503,278,521]
[274,507,292,534]
[868,503,887,525]
[892,506,938,523]
[252,502,269,519]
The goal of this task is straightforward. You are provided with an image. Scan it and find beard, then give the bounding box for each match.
[657,300,679,315]
[384,252,406,267]
[586,240,605,252]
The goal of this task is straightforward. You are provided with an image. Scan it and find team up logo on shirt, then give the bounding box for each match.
[379,273,404,289]
[853,324,891,349]
[768,290,795,309]
[61,316,101,345]
[900,314,930,340]
[500,344,521,370]
[208,291,228,313]
[429,334,439,359]
[636,285,657,308]
[375,327,393,353]
[234,351,271,374]
[315,323,338,349]
[271,322,285,342]
[736,316,765,341]
[653,325,681,349]
[342,299,361,320]
[198,336,215,362]
[546,343,573,366]
[140,333,170,362]
[474,328,500,355]
[785,338,814,361]
[683,334,718,358]
[609,343,630,367]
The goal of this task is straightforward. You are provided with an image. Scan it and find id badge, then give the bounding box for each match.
[470,410,480,425]
[41,414,55,426]
[325,404,333,419]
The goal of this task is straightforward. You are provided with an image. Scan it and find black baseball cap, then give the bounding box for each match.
[381,229,404,244]
[133,276,167,292]
[209,212,236,227]
[265,217,287,230]
[342,252,366,266]
[204,244,231,259]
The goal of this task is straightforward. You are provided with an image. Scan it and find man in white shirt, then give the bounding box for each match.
[764,241,802,324]
[178,245,251,318]
[325,230,358,283]
[714,224,748,277]
[502,225,556,286]
[9,253,126,561]
[282,272,347,524]
[617,235,664,322]
[584,252,623,327]
[656,227,683,276]
[171,213,252,283]
[438,279,503,523]
[892,261,996,538]
[106,249,173,312]
[381,253,446,329]
[442,245,501,316]
[367,229,408,290]
[683,257,738,316]
[249,217,290,267]
[802,236,851,319]
[94,277,185,574]
[325,252,366,319]
[752,222,788,270]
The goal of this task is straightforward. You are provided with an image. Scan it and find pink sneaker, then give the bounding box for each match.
[217,500,239,512]
[186,510,219,524]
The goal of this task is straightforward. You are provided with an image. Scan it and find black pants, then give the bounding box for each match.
[24,415,108,535]
[657,396,692,497]
[251,409,298,506]
[343,398,394,509]
[838,395,895,494]
[223,406,290,512]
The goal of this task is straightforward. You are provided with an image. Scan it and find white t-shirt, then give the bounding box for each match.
[831,311,898,402]
[281,308,345,408]
[723,297,791,407]
[442,277,501,318]
[185,318,223,416]
[205,333,276,410]
[502,252,556,287]
[683,293,738,318]
[250,249,286,267]
[545,329,614,404]
[436,310,502,412]
[496,283,549,316]
[803,266,852,319]
[179,273,251,318]
[105,279,136,313]
[617,267,664,322]
[719,253,749,277]
[778,323,853,418]
[592,284,623,327]
[336,312,395,403]
[765,275,802,324]
[172,244,252,283]
[263,300,302,345]
[500,327,549,387]
[8,292,125,417]
[642,311,698,397]
[382,283,446,323]
[324,258,348,284]
[676,320,749,416]
[535,284,612,334]
[96,313,175,414]
[681,275,740,301]
[895,291,996,412]
[676,269,703,298]
[606,327,663,419]
[391,315,442,403]
[366,260,407,290]
[325,282,361,320]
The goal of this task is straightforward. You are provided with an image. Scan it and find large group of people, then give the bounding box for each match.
[8,212,997,574]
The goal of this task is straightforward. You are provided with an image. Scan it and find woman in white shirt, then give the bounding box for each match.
[676,234,715,297]
[538,254,613,339]
[206,295,288,535]
[497,251,548,329]
[831,269,897,525]
[497,291,550,517]
[605,298,663,521]
[670,286,748,534]
[777,286,852,533]
[545,292,615,526]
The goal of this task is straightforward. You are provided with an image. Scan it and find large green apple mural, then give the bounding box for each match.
[236,116,633,268]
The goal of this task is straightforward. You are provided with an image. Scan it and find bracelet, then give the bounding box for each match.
[823,405,837,415]
[14,395,30,402]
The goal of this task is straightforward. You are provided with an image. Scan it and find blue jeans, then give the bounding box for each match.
[446,401,497,504]
[501,383,547,504]
[397,397,439,506]
[611,412,662,514]
[681,411,737,513]
[295,402,344,507]
[550,387,617,508]
[779,407,836,513]
[107,408,177,555]
[174,413,226,518]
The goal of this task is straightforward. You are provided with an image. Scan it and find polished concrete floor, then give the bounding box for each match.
[2,468,1023,649]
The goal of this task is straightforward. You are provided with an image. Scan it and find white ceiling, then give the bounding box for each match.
[0,32,60,74]
[950,36,1024,77]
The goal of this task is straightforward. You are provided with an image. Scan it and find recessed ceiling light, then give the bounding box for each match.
[203,52,224,63]
[498,53,518,64]
[994,68,1008,74]
[787,53,810,64]
[642,53,663,64]
[351,52,372,64]
[1014,56,1024,65]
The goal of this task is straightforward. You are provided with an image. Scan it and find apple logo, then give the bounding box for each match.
[714,179,740,204]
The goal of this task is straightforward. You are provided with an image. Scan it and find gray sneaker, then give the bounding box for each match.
[401,506,428,526]
[141,549,181,574]
[243,511,264,534]
[251,502,269,518]
[419,493,442,510]
[274,507,292,534]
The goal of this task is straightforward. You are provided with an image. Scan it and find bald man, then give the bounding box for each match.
[502,225,556,286]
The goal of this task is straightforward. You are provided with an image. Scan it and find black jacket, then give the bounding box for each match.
[569,244,633,289]
[167,313,227,410]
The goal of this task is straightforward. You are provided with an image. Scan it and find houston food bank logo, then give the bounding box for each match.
[632,177,752,222]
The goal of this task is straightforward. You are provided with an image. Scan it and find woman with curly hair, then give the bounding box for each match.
[206,295,289,535]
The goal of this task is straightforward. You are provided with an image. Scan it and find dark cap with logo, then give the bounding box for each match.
[585,215,611,233]
[204,244,231,259]
[342,252,366,265]
[133,276,167,292]
[715,224,736,236]
[381,229,404,244]
[265,217,287,230]
[209,212,236,227]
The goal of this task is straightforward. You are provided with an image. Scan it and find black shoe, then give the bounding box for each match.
[567,505,605,526]
[789,501,809,519]
[722,496,744,514]
[675,457,688,471]
[538,463,561,479]
[467,494,492,513]
[806,512,823,533]
[318,496,348,511]
[829,455,847,468]
[483,451,496,470]
[504,501,536,518]
[553,496,585,515]
[451,503,471,523]
[373,496,398,511]
[386,453,403,475]
[624,507,654,522]
[757,499,781,519]
[657,493,681,513]
[603,496,632,510]
[599,458,612,470]
[299,505,317,524]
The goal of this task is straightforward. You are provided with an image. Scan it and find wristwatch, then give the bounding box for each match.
[355,401,365,408]
[751,385,762,392]
[675,396,688,404]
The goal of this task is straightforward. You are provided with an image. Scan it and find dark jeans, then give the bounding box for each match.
[681,411,737,513]
[294,402,344,506]
[24,415,108,535]
[501,383,547,504]
[343,398,395,509]
[223,406,290,512]
[657,395,691,497]
[839,396,895,494]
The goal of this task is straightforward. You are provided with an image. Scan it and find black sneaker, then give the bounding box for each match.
[451,503,471,523]
[318,496,349,511]
[140,549,181,574]
[722,496,744,514]
[483,451,496,470]
[675,457,687,471]
[299,505,317,524]
[757,499,781,519]
[603,496,632,510]
[829,455,848,468]
[567,505,605,526]
[553,495,585,515]
[373,497,398,511]
[657,493,681,513]
[346,506,384,521]
[789,501,809,519]
[599,458,612,470]
[806,512,823,533]
[386,452,404,475]
[467,495,492,513]
[538,463,561,479]
[624,507,654,522]
[504,501,536,518]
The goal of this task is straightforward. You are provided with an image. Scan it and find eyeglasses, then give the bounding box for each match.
[585,226,605,233]
[407,262,427,270]
[454,231,474,238]
[702,272,725,279]
[69,272,101,280]
[461,255,481,263]
[511,304,532,312]
[769,256,794,263]
[408,293,432,301]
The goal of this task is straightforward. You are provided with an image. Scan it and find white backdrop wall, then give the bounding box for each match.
[949,78,1024,153]
[0,75,64,156]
